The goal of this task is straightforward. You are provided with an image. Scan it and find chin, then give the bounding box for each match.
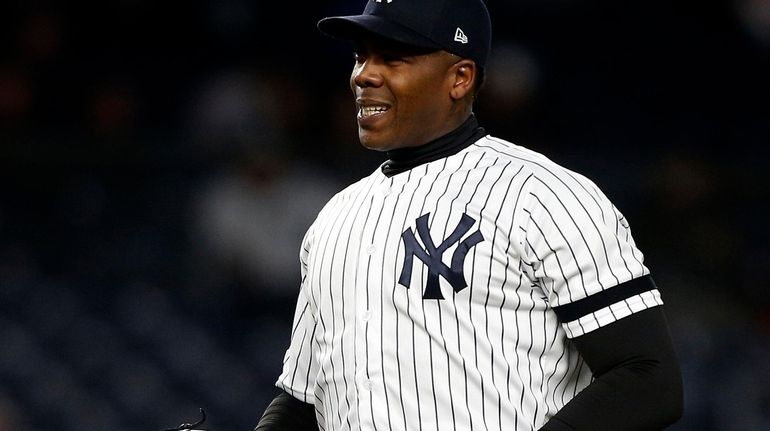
[358,132,392,152]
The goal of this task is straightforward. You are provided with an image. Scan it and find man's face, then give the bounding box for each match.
[350,37,460,151]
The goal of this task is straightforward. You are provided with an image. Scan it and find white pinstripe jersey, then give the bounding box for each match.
[275,135,663,431]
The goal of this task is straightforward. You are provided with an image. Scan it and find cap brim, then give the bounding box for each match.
[318,15,441,50]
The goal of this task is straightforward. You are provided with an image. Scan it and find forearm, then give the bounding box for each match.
[540,354,682,430]
[540,307,684,431]
[254,390,317,431]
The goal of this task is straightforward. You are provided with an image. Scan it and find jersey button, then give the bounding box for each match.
[362,379,374,391]
[381,186,391,196]
[362,310,372,322]
[366,244,376,255]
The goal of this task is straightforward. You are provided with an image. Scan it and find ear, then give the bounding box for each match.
[449,59,476,101]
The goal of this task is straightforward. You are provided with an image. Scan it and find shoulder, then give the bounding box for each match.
[469,134,605,196]
[311,167,383,222]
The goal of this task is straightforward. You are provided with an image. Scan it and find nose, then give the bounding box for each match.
[352,59,383,88]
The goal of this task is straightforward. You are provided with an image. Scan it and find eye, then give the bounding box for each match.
[382,54,406,65]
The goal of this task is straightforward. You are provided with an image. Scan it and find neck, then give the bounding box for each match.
[381,114,485,177]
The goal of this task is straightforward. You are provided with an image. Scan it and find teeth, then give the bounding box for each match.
[359,105,389,117]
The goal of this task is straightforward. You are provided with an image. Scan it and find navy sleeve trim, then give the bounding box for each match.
[552,275,657,322]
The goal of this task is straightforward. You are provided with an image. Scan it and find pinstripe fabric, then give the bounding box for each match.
[276,136,662,431]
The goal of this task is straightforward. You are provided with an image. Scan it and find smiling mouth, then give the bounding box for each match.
[358,105,390,119]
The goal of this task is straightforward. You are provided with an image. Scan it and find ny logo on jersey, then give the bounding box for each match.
[399,213,484,299]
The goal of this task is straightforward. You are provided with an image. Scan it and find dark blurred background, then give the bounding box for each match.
[1,0,768,430]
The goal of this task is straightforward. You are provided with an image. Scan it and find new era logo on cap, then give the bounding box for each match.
[454,27,468,44]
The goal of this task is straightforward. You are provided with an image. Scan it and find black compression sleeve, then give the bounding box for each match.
[540,306,684,431]
[254,390,317,431]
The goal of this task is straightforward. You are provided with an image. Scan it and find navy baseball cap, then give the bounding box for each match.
[318,0,492,68]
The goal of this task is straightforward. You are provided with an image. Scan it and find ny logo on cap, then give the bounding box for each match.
[374,0,393,3]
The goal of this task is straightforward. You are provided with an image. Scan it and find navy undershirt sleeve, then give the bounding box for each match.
[540,305,684,430]
[254,390,317,431]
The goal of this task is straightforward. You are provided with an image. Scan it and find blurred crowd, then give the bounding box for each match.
[1,0,769,430]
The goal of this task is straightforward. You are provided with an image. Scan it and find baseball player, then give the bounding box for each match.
[255,0,683,430]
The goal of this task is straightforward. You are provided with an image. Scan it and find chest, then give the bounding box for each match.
[304,162,536,316]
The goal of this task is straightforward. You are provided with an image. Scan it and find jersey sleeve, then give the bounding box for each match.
[275,227,319,403]
[518,172,663,338]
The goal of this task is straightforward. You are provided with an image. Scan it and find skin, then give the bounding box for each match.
[350,35,478,151]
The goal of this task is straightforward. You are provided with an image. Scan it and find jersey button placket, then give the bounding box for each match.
[355,239,375,431]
